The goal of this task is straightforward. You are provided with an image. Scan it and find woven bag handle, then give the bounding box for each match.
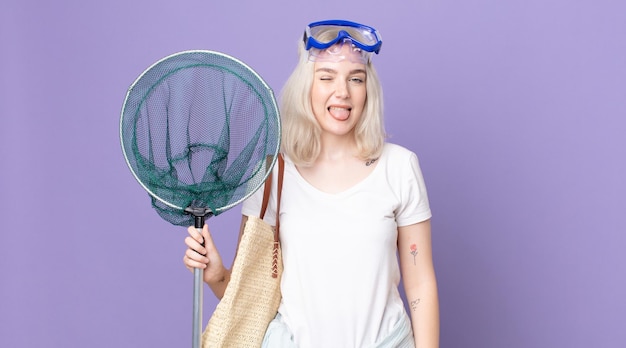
[257,154,284,278]
[271,154,284,278]
[274,154,284,237]
[259,154,284,220]
[259,155,273,220]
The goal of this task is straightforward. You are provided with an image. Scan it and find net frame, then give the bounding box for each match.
[119,49,281,219]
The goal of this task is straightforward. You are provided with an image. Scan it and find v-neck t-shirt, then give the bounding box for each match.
[241,143,431,348]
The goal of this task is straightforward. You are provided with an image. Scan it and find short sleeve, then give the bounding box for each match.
[395,152,432,226]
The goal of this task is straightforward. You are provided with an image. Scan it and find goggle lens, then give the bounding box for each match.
[307,38,372,64]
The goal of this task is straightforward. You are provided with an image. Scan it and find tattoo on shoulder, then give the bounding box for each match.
[365,158,378,166]
[410,243,418,265]
[410,298,421,312]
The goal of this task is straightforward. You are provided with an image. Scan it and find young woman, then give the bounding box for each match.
[183,20,439,348]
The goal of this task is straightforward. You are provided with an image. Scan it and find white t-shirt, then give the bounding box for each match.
[241,143,431,348]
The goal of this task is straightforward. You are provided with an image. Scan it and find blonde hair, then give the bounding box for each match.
[279,29,386,167]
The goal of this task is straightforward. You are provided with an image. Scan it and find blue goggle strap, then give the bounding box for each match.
[303,20,382,54]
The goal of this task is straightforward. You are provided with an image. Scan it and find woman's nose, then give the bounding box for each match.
[334,80,349,98]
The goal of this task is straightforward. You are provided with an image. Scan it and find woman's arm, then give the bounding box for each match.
[183,215,249,299]
[398,219,440,348]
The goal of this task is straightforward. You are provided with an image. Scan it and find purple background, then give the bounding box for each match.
[1,1,625,347]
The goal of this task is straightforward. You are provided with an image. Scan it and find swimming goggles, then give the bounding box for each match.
[303,20,383,63]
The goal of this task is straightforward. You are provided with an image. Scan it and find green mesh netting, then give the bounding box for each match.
[120,50,281,226]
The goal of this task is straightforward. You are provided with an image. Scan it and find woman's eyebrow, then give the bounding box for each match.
[314,68,366,75]
[315,67,337,74]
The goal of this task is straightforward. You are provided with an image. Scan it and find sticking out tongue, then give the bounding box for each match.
[329,107,350,121]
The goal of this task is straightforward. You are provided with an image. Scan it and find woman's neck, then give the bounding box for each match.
[317,132,357,162]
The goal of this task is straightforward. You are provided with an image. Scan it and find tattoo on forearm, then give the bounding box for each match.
[410,298,421,312]
[410,244,418,265]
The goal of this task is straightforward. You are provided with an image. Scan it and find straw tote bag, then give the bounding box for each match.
[202,154,284,347]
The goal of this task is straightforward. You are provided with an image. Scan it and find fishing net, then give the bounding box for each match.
[119,50,281,348]
[120,50,281,226]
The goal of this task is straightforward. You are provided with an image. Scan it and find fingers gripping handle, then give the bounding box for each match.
[192,215,205,348]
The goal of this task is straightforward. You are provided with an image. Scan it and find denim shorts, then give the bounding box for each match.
[261,312,415,348]
[261,313,297,348]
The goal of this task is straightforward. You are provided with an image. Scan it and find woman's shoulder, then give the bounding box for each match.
[382,142,418,160]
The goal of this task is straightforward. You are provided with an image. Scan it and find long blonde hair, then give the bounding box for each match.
[279,29,386,167]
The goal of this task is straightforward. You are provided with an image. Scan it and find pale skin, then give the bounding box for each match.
[183,44,439,347]
[399,220,440,348]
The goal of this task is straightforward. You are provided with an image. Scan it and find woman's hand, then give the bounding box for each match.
[183,224,227,285]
